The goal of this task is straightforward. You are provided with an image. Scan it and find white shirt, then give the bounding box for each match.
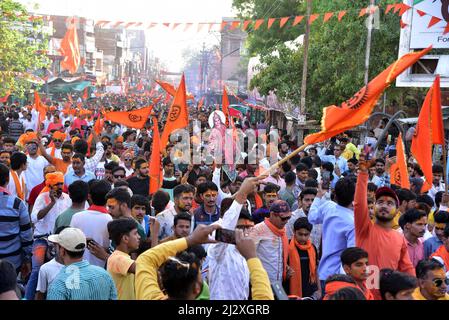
[46,147,62,160]
[156,207,194,240]
[250,221,284,283]
[207,201,250,300]
[70,209,113,268]
[22,119,37,131]
[31,192,72,237]
[7,171,27,200]
[36,258,64,293]
[428,182,445,203]
[25,156,49,193]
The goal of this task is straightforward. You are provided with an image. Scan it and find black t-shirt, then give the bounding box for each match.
[284,244,319,298]
[127,176,149,196]
[161,178,179,190]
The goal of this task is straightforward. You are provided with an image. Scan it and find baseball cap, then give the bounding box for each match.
[48,228,86,252]
[270,200,291,214]
[375,187,399,207]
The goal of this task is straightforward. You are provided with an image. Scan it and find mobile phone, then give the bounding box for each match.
[215,228,236,244]
[86,238,98,246]
[271,281,289,300]
[388,149,397,158]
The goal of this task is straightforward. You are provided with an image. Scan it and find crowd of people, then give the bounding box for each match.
[0,92,448,301]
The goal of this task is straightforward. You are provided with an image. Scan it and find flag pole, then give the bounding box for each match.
[259,143,309,177]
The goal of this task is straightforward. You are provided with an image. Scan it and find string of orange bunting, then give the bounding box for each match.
[23,3,449,35]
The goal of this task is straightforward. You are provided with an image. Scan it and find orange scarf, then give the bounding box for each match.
[431,245,449,270]
[11,171,25,200]
[323,281,360,300]
[288,239,317,297]
[264,218,289,281]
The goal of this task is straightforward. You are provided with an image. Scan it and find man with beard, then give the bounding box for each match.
[401,209,427,267]
[156,184,195,240]
[27,172,71,300]
[64,153,96,187]
[0,150,11,167]
[46,131,66,160]
[373,159,390,188]
[39,141,73,175]
[354,154,415,299]
[24,138,49,193]
[412,259,449,300]
[126,159,149,196]
[193,181,220,228]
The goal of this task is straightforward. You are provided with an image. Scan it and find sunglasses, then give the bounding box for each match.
[53,139,62,143]
[236,225,253,230]
[274,214,291,221]
[124,158,132,161]
[114,174,125,178]
[432,278,449,287]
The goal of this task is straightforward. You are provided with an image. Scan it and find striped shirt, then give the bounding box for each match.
[0,191,33,270]
[47,260,117,300]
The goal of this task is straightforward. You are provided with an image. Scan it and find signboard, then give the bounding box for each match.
[105,86,122,94]
[397,0,449,87]
[410,0,449,49]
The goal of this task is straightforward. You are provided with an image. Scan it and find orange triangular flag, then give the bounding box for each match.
[59,20,81,74]
[148,22,157,29]
[254,19,264,30]
[160,74,189,151]
[198,96,205,111]
[222,87,230,127]
[162,23,170,28]
[243,20,252,30]
[34,91,47,124]
[400,19,408,29]
[197,23,205,32]
[267,18,276,29]
[221,21,228,31]
[304,46,432,145]
[230,21,240,30]
[359,8,367,17]
[279,17,289,28]
[184,23,193,32]
[444,23,449,35]
[390,133,410,189]
[385,4,394,14]
[293,16,304,26]
[83,87,88,100]
[338,11,347,21]
[398,4,411,16]
[416,10,427,17]
[208,23,215,32]
[393,3,401,14]
[309,14,319,25]
[156,80,194,100]
[411,76,443,192]
[149,116,162,194]
[104,105,153,129]
[428,16,442,28]
[323,12,333,23]
[172,22,181,30]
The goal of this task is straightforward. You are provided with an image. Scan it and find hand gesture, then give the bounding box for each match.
[358,153,375,173]
[235,229,257,260]
[186,224,220,246]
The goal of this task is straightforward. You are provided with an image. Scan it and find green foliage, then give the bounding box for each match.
[234,0,422,119]
[0,0,50,98]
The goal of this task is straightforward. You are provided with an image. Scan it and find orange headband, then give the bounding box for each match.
[18,132,38,145]
[53,131,66,140]
[323,281,360,300]
[45,172,64,187]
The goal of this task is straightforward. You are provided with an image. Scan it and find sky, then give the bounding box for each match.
[18,0,236,71]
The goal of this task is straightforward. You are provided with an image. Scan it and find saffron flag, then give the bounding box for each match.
[83,87,88,100]
[390,133,410,189]
[411,75,444,192]
[160,74,189,151]
[104,105,153,129]
[222,87,230,127]
[198,96,205,111]
[149,116,162,194]
[156,80,194,100]
[34,91,47,124]
[304,46,432,145]
[59,22,81,74]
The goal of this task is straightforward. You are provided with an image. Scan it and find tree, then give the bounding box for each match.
[234,0,423,120]
[0,0,50,98]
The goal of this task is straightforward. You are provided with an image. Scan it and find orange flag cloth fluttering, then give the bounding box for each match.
[411,75,444,193]
[104,105,153,129]
[390,133,410,189]
[304,46,432,145]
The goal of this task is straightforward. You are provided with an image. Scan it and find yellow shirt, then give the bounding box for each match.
[107,250,136,300]
[135,238,274,300]
[412,287,449,300]
[392,210,402,230]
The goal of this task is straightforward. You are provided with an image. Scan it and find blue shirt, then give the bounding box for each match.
[424,236,444,259]
[64,169,96,187]
[319,152,349,175]
[0,191,33,269]
[47,260,117,300]
[308,197,355,281]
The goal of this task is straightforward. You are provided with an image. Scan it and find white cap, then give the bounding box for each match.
[48,228,86,252]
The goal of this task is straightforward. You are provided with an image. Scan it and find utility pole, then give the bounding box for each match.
[300,0,312,117]
[364,0,375,86]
